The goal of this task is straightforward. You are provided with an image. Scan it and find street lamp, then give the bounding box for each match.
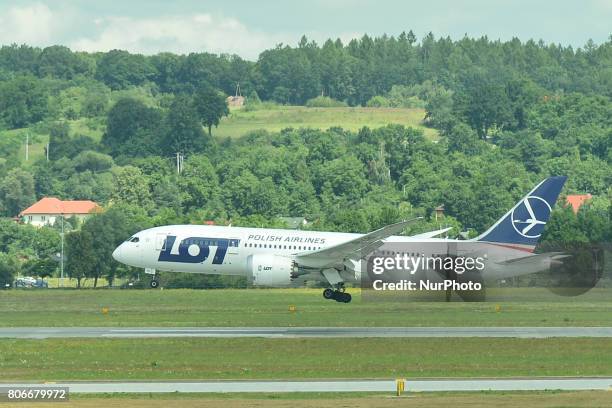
[54,202,65,288]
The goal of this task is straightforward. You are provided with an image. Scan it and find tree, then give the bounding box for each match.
[77,204,151,287]
[177,155,220,212]
[453,72,514,139]
[0,44,39,74]
[73,151,114,173]
[161,94,209,154]
[0,75,48,128]
[0,253,17,288]
[65,230,93,288]
[316,156,369,202]
[193,87,229,136]
[424,83,456,133]
[95,50,156,89]
[0,168,36,217]
[103,98,163,157]
[37,45,88,79]
[446,123,482,155]
[111,166,152,209]
[82,92,109,117]
[48,122,99,160]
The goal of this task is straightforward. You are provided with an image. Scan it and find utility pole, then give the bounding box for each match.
[25,133,29,161]
[176,152,184,174]
[46,143,49,161]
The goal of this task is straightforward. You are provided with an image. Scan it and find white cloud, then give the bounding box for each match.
[71,13,285,59]
[0,3,60,45]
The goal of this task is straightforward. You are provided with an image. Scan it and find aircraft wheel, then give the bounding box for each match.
[150,278,159,289]
[323,288,335,299]
[334,291,351,303]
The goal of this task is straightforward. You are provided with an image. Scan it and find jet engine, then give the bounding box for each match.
[247,254,298,287]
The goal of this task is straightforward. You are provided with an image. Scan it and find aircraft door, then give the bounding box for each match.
[227,238,240,254]
[155,233,168,251]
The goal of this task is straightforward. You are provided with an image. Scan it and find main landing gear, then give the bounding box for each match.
[323,287,351,303]
[150,275,160,288]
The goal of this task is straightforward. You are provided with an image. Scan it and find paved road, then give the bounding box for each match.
[1,378,611,393]
[1,326,612,339]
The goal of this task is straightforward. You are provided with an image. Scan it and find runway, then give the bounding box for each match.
[1,326,612,339]
[1,378,611,393]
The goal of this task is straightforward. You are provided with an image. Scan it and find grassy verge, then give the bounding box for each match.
[34,391,612,408]
[1,288,611,327]
[216,106,438,139]
[1,338,610,380]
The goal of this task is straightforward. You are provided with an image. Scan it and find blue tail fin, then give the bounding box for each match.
[475,176,567,249]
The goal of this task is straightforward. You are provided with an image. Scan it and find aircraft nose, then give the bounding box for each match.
[112,245,123,262]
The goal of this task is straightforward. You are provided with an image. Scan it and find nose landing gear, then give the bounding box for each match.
[322,287,351,303]
[150,276,160,288]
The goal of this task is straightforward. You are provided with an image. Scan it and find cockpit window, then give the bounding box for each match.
[130,237,140,243]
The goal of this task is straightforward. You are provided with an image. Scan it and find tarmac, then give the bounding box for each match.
[1,378,611,393]
[1,326,612,339]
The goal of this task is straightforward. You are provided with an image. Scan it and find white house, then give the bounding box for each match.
[19,197,100,227]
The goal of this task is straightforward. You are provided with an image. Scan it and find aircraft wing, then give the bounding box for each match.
[408,227,453,239]
[295,217,422,268]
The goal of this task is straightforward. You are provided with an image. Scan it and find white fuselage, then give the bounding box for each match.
[114,225,357,275]
[112,225,545,285]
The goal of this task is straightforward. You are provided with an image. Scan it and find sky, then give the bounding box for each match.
[0,0,610,60]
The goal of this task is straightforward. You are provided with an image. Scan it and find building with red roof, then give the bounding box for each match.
[19,197,101,227]
[565,194,592,214]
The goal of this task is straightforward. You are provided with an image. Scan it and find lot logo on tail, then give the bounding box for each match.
[511,195,551,238]
[475,176,567,247]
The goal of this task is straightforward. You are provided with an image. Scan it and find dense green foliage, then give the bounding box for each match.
[0,33,610,287]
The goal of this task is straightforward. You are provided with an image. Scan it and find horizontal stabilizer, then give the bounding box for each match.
[495,252,569,266]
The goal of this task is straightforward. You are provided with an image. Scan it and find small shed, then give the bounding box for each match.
[226,95,245,107]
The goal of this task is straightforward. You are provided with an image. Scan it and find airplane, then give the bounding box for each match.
[112,176,568,303]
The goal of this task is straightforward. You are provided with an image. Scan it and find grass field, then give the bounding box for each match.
[1,337,610,380]
[2,106,437,164]
[1,288,611,327]
[215,106,439,139]
[2,118,104,164]
[11,391,609,408]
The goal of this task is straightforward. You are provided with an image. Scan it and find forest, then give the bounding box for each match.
[0,32,610,287]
